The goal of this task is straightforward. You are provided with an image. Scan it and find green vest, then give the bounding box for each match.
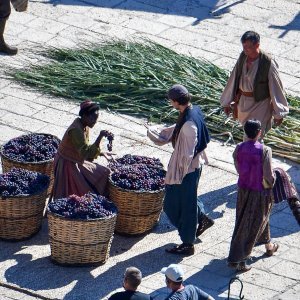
[233,51,272,102]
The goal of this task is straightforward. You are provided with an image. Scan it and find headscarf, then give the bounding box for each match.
[79,100,99,117]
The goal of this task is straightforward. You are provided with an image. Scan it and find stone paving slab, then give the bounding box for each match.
[0,0,299,299]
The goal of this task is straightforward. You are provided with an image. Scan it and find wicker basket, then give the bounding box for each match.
[108,180,164,235]
[0,134,60,195]
[48,211,117,266]
[0,189,48,240]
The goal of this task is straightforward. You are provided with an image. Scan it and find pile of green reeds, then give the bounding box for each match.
[9,40,300,162]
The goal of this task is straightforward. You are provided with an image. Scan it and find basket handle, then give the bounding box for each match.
[227,276,244,300]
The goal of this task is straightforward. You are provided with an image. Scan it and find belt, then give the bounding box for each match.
[239,89,254,97]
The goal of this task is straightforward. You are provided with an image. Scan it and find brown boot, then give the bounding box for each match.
[0,19,18,55]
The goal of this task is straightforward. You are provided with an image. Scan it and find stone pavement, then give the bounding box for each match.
[0,0,299,299]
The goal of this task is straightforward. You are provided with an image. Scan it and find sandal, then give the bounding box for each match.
[266,243,279,257]
[227,262,239,269]
[236,262,252,273]
[165,243,195,256]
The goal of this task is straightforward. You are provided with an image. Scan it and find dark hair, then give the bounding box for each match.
[79,105,99,117]
[244,119,261,139]
[172,93,191,105]
[124,267,142,289]
[241,31,260,45]
[169,279,183,285]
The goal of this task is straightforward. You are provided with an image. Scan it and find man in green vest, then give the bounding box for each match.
[220,31,289,138]
[0,0,18,55]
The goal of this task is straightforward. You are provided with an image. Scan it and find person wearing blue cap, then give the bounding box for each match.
[147,84,214,255]
[161,264,214,299]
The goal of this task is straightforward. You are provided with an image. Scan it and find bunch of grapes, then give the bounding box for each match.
[48,193,117,220]
[106,132,114,152]
[0,168,50,198]
[2,134,60,163]
[109,154,163,171]
[111,164,166,191]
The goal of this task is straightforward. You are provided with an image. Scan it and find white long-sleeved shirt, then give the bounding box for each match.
[147,121,208,185]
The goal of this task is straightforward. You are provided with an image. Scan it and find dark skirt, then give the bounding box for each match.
[228,188,273,263]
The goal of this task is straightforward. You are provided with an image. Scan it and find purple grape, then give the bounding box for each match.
[48,193,117,220]
[108,154,164,171]
[2,134,60,163]
[111,164,166,192]
[0,168,49,197]
[106,132,114,152]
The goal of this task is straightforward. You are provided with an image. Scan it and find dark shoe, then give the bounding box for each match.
[227,262,239,269]
[165,243,195,256]
[266,243,279,257]
[0,41,18,55]
[236,262,252,273]
[0,19,18,55]
[196,215,214,237]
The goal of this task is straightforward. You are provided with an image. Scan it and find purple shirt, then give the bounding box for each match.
[237,141,264,191]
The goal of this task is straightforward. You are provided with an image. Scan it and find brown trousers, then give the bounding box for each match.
[0,0,11,20]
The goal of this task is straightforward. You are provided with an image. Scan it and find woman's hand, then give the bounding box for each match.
[96,130,111,144]
[101,152,116,161]
[98,130,109,140]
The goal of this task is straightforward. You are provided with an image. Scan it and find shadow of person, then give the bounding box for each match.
[269,210,299,239]
[110,213,175,257]
[269,12,300,38]
[200,184,237,220]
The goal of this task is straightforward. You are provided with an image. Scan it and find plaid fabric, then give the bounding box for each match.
[10,0,28,12]
[272,167,299,203]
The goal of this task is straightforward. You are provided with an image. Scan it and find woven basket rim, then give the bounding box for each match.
[0,133,61,165]
[47,210,117,222]
[108,177,165,194]
[0,184,49,200]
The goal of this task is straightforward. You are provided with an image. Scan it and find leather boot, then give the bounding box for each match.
[196,214,214,237]
[0,19,18,55]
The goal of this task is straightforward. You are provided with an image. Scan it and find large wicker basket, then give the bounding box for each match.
[0,134,60,195]
[108,180,165,235]
[48,211,117,266]
[0,189,48,240]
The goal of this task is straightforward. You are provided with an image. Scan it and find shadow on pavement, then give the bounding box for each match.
[44,0,246,26]
[0,219,49,264]
[269,12,300,38]
[200,184,237,220]
[151,257,238,299]
[4,244,183,300]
